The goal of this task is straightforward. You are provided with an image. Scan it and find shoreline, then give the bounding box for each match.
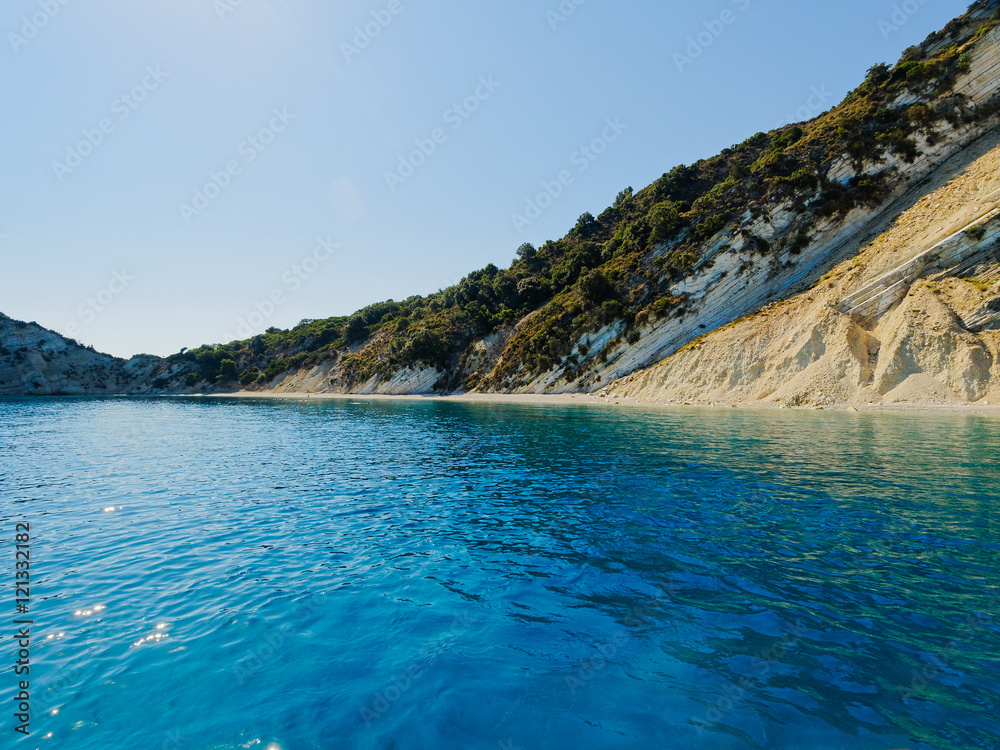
[205,390,1000,415]
[6,390,999,416]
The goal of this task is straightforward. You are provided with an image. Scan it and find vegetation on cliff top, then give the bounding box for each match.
[170,1,1000,393]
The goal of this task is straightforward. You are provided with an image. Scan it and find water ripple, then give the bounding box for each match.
[2,397,999,749]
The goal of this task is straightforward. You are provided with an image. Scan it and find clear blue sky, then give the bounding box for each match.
[0,0,972,357]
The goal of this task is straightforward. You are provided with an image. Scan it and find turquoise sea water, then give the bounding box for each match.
[2,397,999,750]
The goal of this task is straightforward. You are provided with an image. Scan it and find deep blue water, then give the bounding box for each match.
[2,397,999,750]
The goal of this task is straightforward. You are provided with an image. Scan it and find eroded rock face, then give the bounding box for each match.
[602,137,1000,408]
[872,287,993,402]
[490,27,1000,397]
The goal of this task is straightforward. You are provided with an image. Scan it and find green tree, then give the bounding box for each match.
[217,359,237,382]
[464,301,495,336]
[573,212,598,239]
[345,315,369,343]
[614,186,634,210]
[196,350,225,381]
[578,269,614,306]
[648,201,684,243]
[401,329,450,369]
[865,63,891,86]
[516,277,550,307]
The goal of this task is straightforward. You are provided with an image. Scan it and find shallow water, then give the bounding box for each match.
[2,397,999,750]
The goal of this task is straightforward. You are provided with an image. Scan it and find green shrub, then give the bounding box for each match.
[263,359,290,380]
[789,169,819,190]
[695,215,727,241]
[907,102,935,126]
[769,168,819,193]
[791,232,811,254]
[239,369,260,385]
[771,125,804,150]
[652,296,681,317]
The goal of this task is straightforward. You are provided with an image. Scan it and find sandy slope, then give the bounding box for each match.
[602,138,1000,408]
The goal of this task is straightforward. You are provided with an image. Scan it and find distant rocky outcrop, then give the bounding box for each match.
[0,315,160,396]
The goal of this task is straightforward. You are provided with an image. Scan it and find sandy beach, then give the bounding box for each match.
[209,389,1000,416]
